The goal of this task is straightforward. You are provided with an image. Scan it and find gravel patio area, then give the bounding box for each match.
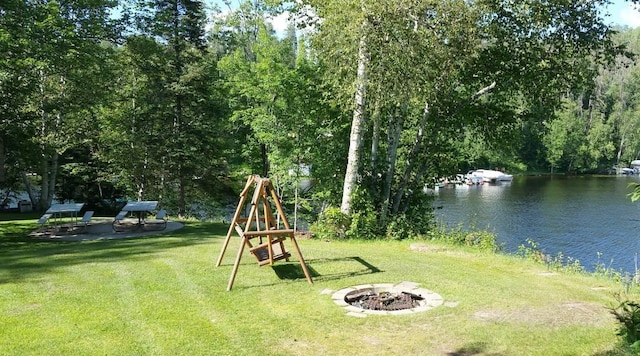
[29,219,184,241]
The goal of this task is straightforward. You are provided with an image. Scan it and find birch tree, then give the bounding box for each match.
[304,0,623,234]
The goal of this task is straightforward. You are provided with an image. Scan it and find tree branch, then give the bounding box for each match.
[472,81,496,100]
[451,81,497,118]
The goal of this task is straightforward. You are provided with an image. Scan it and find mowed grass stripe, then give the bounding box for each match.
[0,220,635,355]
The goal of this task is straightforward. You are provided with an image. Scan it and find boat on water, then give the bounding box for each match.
[466,169,513,183]
[466,175,484,185]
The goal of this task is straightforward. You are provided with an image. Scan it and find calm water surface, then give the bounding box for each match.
[433,175,640,273]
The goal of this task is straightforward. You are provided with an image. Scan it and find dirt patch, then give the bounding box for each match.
[473,301,613,327]
[6,303,41,317]
[410,243,449,253]
[294,231,314,239]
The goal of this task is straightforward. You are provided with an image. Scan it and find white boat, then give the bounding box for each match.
[467,169,513,183]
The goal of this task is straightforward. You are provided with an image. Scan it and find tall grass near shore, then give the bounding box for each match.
[0,218,636,355]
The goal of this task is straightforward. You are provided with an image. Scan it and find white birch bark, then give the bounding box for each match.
[340,33,368,215]
[370,105,380,172]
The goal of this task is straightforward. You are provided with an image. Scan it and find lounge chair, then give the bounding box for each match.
[144,209,167,230]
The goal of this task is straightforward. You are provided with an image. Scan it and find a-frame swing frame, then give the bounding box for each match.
[216,175,313,291]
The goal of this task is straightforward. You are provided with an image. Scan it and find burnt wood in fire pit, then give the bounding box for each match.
[344,289,425,311]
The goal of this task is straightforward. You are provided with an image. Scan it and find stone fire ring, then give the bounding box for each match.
[330,281,443,317]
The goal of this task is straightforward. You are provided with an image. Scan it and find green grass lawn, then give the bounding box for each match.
[0,218,635,355]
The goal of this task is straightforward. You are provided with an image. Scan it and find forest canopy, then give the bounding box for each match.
[2,0,640,237]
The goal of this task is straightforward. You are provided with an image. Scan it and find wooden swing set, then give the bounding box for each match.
[216,175,313,291]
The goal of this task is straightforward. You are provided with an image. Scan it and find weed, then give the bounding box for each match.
[610,292,640,353]
[423,224,501,252]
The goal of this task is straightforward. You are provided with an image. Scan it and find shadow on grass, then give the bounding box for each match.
[0,221,228,284]
[271,256,383,282]
[272,263,320,280]
[0,212,42,222]
[446,342,500,356]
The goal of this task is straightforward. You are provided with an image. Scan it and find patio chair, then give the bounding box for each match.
[144,209,167,231]
[112,210,128,232]
[78,211,94,232]
[36,213,52,231]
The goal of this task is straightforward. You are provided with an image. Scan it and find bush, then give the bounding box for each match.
[310,206,350,240]
[345,207,379,239]
[610,293,640,352]
[343,186,381,239]
[425,224,501,252]
[309,186,381,240]
[463,230,501,252]
[385,214,416,240]
[310,207,380,241]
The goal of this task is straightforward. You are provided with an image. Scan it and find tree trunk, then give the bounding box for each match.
[137,182,144,201]
[391,102,429,215]
[401,163,428,214]
[0,139,5,184]
[178,174,186,218]
[340,33,368,215]
[21,171,36,208]
[380,103,405,225]
[261,143,269,177]
[36,150,57,210]
[47,151,58,206]
[617,134,625,167]
[370,103,381,173]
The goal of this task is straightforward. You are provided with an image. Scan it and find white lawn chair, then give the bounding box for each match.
[36,213,52,231]
[112,211,128,232]
[78,211,94,232]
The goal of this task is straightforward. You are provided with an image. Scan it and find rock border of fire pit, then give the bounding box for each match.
[330,281,443,317]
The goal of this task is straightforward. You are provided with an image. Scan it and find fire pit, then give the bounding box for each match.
[344,288,424,311]
[330,282,443,317]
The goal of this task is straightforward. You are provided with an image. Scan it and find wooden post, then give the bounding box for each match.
[289,235,313,284]
[227,236,248,291]
[218,175,313,290]
[216,176,254,267]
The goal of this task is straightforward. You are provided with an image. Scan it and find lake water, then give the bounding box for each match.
[432,175,640,274]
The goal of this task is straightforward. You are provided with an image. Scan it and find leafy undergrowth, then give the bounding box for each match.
[0,220,635,355]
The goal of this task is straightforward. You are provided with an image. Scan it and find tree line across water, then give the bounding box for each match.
[3,0,640,237]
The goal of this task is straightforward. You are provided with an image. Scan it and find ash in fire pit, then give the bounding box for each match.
[345,288,424,311]
[331,282,443,316]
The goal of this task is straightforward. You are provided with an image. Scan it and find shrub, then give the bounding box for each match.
[345,207,379,239]
[463,230,501,252]
[385,214,416,240]
[516,239,546,262]
[425,224,500,252]
[343,186,381,240]
[384,190,438,240]
[309,206,350,240]
[516,239,586,272]
[610,293,640,352]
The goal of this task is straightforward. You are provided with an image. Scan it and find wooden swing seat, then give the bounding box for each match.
[250,242,291,266]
